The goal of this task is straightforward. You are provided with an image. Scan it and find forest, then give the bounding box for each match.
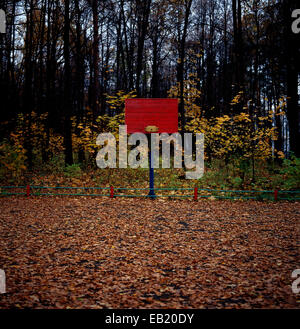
[0,0,299,191]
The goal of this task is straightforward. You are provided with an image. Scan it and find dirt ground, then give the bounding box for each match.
[0,196,299,309]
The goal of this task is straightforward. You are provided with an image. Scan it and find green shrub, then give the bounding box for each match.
[229,176,243,188]
[0,139,27,184]
[64,163,82,178]
[279,155,300,190]
[41,154,65,174]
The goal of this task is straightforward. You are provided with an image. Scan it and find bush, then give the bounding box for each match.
[63,163,82,178]
[0,139,27,184]
[39,154,65,174]
[229,176,243,188]
[279,155,300,190]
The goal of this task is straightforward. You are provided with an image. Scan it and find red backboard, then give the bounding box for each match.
[125,98,178,134]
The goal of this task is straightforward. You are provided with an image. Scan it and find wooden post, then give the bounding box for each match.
[110,186,114,198]
[274,189,278,202]
[26,185,30,198]
[194,187,198,201]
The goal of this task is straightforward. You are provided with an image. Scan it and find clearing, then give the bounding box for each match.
[0,197,299,308]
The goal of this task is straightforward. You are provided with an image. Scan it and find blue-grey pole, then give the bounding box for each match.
[148,138,156,199]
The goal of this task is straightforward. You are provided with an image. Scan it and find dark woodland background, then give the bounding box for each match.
[0,0,299,189]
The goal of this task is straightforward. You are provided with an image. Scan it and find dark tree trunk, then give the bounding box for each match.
[23,0,35,168]
[74,0,85,163]
[63,0,73,165]
[135,0,151,97]
[92,0,100,118]
[177,0,193,133]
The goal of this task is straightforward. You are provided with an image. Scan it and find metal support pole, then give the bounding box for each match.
[148,144,156,199]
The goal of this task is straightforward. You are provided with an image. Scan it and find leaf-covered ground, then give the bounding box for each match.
[0,197,299,309]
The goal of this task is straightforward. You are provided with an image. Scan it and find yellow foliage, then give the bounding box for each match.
[168,76,202,125]
[186,96,285,161]
[105,90,136,112]
[0,137,27,183]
